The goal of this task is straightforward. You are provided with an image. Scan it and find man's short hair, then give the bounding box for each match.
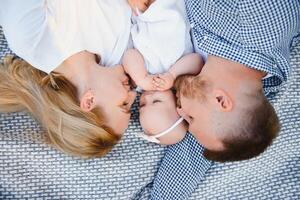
[175,75,280,162]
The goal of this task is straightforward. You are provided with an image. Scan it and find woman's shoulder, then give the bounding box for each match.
[0,0,65,73]
[0,0,132,72]
[0,0,47,51]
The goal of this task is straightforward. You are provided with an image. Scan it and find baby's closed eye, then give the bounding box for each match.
[152,99,162,104]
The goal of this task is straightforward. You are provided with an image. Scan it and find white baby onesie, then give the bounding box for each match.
[130,0,193,75]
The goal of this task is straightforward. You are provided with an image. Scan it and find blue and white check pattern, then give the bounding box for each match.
[150,134,211,200]
[149,1,300,199]
[185,0,300,95]
[1,2,299,200]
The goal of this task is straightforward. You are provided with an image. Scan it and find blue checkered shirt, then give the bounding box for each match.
[186,0,300,95]
[150,1,300,200]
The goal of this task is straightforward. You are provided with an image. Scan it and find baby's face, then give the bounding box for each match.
[139,90,179,135]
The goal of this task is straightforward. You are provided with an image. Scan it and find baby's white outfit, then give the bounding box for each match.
[131,0,192,143]
[130,0,193,75]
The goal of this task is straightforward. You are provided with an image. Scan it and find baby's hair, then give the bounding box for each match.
[174,74,210,107]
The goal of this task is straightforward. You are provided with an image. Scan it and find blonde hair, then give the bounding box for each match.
[0,56,120,158]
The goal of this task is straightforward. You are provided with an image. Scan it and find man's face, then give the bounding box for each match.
[177,95,224,151]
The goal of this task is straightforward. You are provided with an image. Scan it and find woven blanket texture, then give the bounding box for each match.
[0,26,166,199]
[188,37,300,200]
[134,37,300,200]
[1,26,300,200]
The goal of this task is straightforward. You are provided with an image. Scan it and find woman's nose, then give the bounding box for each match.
[113,64,127,79]
[142,91,154,102]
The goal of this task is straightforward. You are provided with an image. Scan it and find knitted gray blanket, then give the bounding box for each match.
[189,37,300,199]
[1,26,299,199]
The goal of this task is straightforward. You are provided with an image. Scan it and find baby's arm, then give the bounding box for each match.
[154,53,204,91]
[122,49,156,91]
[169,53,204,78]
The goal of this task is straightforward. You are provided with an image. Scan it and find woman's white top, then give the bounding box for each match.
[0,0,131,74]
[131,0,193,74]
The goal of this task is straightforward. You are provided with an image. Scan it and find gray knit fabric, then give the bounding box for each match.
[1,25,300,199]
[0,27,166,199]
[189,37,300,200]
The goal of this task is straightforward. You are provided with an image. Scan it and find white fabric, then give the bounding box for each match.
[139,117,184,144]
[0,0,131,74]
[131,0,193,75]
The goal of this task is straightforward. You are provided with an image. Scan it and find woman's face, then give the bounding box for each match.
[92,65,137,135]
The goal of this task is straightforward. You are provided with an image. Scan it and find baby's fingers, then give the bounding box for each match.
[152,81,163,88]
[154,76,166,83]
[153,79,167,88]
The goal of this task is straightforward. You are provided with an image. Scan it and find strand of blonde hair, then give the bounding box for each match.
[0,56,120,158]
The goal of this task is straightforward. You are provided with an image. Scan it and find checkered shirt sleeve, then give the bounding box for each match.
[149,2,300,199]
[185,0,300,95]
[150,133,212,200]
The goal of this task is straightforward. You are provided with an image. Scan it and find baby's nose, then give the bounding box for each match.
[140,91,153,102]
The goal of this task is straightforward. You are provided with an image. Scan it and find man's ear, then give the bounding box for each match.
[212,89,233,112]
[80,90,96,112]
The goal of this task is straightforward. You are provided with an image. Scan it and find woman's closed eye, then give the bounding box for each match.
[140,102,146,108]
[121,101,130,113]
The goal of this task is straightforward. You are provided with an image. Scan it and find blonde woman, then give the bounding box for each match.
[0,0,136,158]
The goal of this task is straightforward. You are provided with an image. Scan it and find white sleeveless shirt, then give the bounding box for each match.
[0,0,131,73]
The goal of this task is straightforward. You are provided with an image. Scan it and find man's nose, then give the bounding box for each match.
[176,107,185,117]
[176,107,189,123]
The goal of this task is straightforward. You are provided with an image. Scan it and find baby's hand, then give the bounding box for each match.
[139,74,157,91]
[153,72,175,91]
[127,0,154,15]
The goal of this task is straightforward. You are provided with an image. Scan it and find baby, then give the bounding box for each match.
[123,0,204,145]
